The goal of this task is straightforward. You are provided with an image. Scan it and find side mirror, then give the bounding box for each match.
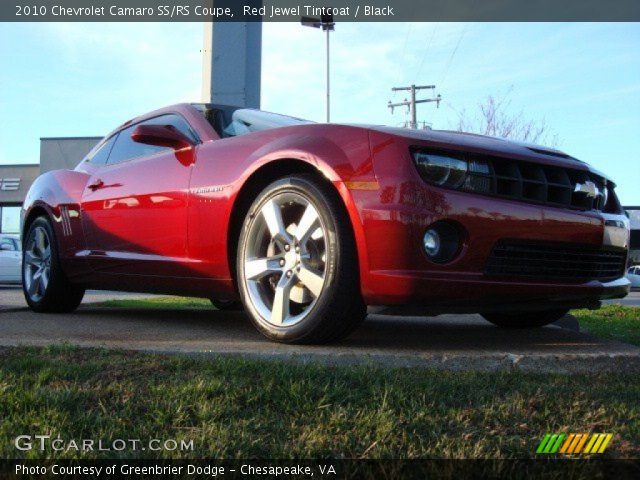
[131,124,194,151]
[0,243,13,251]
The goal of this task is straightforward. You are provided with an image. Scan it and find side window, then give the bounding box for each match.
[144,114,199,143]
[107,114,197,166]
[107,124,168,165]
[0,239,16,251]
[85,135,117,166]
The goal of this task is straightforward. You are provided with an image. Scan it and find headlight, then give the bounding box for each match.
[412,151,492,193]
[412,152,467,188]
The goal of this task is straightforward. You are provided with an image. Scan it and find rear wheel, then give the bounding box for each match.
[22,216,85,313]
[482,309,569,328]
[237,175,366,344]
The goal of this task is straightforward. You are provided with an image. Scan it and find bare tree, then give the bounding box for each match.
[453,90,559,147]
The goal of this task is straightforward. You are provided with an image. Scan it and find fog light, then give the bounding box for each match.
[422,221,464,264]
[423,229,441,257]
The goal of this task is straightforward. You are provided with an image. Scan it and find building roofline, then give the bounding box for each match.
[0,163,40,167]
[39,136,102,140]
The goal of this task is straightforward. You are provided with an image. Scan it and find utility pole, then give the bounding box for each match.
[388,85,441,129]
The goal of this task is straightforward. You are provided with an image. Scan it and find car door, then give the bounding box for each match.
[80,114,198,277]
[0,237,21,283]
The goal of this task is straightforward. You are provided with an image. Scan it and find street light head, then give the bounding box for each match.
[301,16,321,28]
[320,13,335,30]
[320,13,334,24]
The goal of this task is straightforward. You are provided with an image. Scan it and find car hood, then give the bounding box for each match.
[366,125,592,170]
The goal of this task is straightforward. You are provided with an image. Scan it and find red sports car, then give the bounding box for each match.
[21,103,631,343]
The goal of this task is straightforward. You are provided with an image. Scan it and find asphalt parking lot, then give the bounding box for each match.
[1,285,639,373]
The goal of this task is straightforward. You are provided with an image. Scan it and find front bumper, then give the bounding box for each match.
[352,185,630,310]
[366,272,630,314]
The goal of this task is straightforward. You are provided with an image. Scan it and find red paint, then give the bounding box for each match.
[22,103,630,309]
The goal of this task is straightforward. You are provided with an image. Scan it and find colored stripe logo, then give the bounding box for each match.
[536,433,613,454]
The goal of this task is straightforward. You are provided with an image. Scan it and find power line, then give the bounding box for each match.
[388,84,442,129]
[439,24,467,86]
[415,23,439,80]
[393,23,413,99]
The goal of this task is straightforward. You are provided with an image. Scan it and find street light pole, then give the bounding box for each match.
[326,26,330,122]
[301,13,335,123]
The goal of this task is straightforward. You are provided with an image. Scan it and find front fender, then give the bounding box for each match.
[239,128,378,298]
[245,130,374,183]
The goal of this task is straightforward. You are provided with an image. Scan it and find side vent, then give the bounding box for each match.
[60,206,72,237]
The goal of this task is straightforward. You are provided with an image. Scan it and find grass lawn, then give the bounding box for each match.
[0,346,638,459]
[95,297,640,347]
[96,296,213,310]
[573,304,640,347]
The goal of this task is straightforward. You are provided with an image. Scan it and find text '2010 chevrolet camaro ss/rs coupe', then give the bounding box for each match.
[21,104,631,343]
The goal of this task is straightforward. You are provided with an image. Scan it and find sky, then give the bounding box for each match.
[0,22,639,204]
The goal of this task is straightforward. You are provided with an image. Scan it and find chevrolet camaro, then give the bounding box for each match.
[21,103,631,343]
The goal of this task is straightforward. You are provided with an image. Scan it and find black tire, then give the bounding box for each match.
[237,174,366,344]
[22,216,85,313]
[482,309,569,329]
[210,298,243,311]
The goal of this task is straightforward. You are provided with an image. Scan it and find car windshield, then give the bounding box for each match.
[192,104,312,138]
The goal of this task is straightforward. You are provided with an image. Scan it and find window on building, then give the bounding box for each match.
[0,206,21,234]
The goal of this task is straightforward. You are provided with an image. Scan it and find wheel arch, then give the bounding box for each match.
[226,158,361,289]
[22,204,52,245]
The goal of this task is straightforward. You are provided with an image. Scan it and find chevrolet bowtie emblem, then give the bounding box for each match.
[574,181,600,199]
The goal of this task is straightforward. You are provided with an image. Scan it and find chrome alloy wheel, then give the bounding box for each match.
[243,192,327,327]
[24,226,52,302]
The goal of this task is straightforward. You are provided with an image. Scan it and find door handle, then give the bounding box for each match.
[87,179,104,191]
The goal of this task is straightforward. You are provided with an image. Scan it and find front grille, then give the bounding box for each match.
[466,154,608,212]
[485,241,627,282]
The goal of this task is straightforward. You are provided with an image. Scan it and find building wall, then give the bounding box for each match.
[39,137,101,173]
[0,164,40,233]
[0,137,102,233]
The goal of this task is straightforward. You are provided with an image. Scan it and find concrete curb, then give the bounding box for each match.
[169,350,640,374]
[6,341,639,374]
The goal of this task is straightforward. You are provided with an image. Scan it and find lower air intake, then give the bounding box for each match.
[485,241,627,283]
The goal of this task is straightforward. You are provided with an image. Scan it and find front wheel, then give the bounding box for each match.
[237,175,366,344]
[482,309,569,328]
[22,216,85,313]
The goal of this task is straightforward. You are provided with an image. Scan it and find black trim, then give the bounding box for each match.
[485,240,628,283]
[411,147,617,213]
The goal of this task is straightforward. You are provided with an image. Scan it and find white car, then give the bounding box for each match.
[0,234,22,284]
[626,266,640,289]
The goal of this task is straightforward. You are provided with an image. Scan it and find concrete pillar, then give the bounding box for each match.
[201,22,262,108]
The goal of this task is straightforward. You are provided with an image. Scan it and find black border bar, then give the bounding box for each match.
[3,0,640,22]
[2,459,640,479]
